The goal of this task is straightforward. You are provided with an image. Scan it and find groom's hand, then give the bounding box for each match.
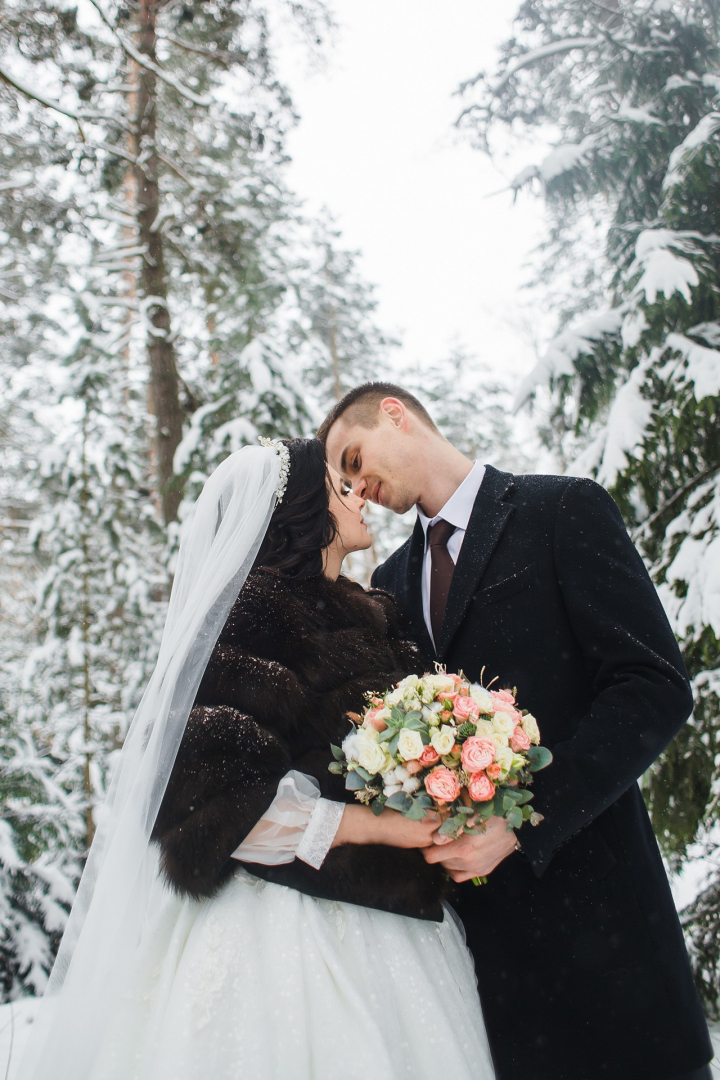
[421,815,518,882]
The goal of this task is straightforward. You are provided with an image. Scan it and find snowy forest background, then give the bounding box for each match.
[1,0,719,1023]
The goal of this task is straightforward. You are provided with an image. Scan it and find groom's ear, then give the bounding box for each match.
[378,398,409,430]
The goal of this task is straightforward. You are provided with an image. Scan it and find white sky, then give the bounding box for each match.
[276,0,551,389]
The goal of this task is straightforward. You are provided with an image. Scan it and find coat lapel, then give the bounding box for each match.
[436,466,516,660]
[402,518,436,659]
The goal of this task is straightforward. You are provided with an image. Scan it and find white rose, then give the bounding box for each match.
[495,746,514,774]
[402,777,421,793]
[397,729,424,761]
[397,674,420,691]
[430,725,456,756]
[379,752,397,775]
[422,673,456,700]
[469,684,494,714]
[475,719,495,739]
[522,713,541,745]
[491,731,510,750]
[492,710,516,737]
[357,737,387,775]
[341,732,362,762]
[385,687,404,706]
[512,753,527,770]
[422,705,440,727]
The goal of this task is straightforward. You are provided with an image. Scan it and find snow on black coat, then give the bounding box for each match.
[151,569,448,920]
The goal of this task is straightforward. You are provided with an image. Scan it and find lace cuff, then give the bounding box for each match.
[231,770,344,869]
[296,798,346,870]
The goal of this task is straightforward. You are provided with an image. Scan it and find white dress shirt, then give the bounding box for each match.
[417,462,486,647]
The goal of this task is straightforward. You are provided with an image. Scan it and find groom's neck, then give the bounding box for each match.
[415,442,474,519]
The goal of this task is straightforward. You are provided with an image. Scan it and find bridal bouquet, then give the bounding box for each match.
[329,667,552,843]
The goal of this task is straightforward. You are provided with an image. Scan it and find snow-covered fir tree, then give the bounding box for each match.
[0,0,408,998]
[459,0,720,1012]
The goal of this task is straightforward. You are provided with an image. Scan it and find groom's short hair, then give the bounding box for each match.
[317,383,438,444]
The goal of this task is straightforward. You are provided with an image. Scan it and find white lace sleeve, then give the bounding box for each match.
[231,770,345,870]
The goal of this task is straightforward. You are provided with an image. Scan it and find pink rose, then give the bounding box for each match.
[511,726,531,752]
[486,762,502,781]
[364,707,388,733]
[492,688,516,707]
[468,771,496,802]
[424,767,461,804]
[418,744,441,768]
[461,737,496,773]
[453,695,480,721]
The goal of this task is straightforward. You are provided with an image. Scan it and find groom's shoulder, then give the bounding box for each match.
[371,534,415,590]
[504,468,604,509]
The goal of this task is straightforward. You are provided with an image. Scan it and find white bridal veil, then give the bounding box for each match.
[18,444,283,1080]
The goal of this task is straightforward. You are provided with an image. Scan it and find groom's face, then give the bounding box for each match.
[325,415,421,515]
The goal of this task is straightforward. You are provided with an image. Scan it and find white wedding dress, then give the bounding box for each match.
[87,773,496,1080]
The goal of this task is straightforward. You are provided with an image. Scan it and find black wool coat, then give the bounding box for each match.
[152,569,448,921]
[371,464,712,1080]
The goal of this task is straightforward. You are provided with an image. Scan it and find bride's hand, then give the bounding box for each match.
[331,804,441,850]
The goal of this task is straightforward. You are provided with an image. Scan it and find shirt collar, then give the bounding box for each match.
[417,462,486,537]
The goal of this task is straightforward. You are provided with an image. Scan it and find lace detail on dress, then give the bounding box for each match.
[296,798,345,870]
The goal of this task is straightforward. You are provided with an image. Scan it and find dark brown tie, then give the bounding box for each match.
[429,518,456,644]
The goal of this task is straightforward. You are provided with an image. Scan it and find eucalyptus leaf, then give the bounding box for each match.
[354,766,373,782]
[405,798,429,821]
[527,746,553,772]
[345,772,366,792]
[327,761,344,775]
[438,816,461,836]
[371,798,386,817]
[506,807,523,830]
[385,791,413,812]
[330,744,345,761]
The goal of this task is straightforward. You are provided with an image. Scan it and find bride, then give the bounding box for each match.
[19,438,495,1080]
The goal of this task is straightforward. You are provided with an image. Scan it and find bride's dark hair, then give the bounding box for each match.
[253,438,338,578]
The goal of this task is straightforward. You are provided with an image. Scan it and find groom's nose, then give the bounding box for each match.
[352,477,367,498]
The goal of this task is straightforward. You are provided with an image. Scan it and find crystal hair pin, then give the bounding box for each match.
[258,437,290,506]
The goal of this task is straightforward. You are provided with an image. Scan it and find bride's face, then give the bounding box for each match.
[327,466,372,555]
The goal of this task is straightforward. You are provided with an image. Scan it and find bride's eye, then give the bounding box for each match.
[340,482,352,497]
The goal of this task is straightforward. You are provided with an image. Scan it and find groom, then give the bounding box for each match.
[318,384,713,1080]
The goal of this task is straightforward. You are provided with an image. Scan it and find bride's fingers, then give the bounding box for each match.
[432,832,454,845]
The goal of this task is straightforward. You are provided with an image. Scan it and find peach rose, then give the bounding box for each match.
[418,744,441,768]
[453,695,480,721]
[405,759,423,775]
[486,762,502,781]
[364,706,389,733]
[440,709,453,723]
[461,737,496,773]
[424,767,461,804]
[468,771,496,802]
[511,726,531,752]
[492,688,516,708]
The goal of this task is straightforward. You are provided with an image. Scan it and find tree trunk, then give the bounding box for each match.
[131,0,185,524]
